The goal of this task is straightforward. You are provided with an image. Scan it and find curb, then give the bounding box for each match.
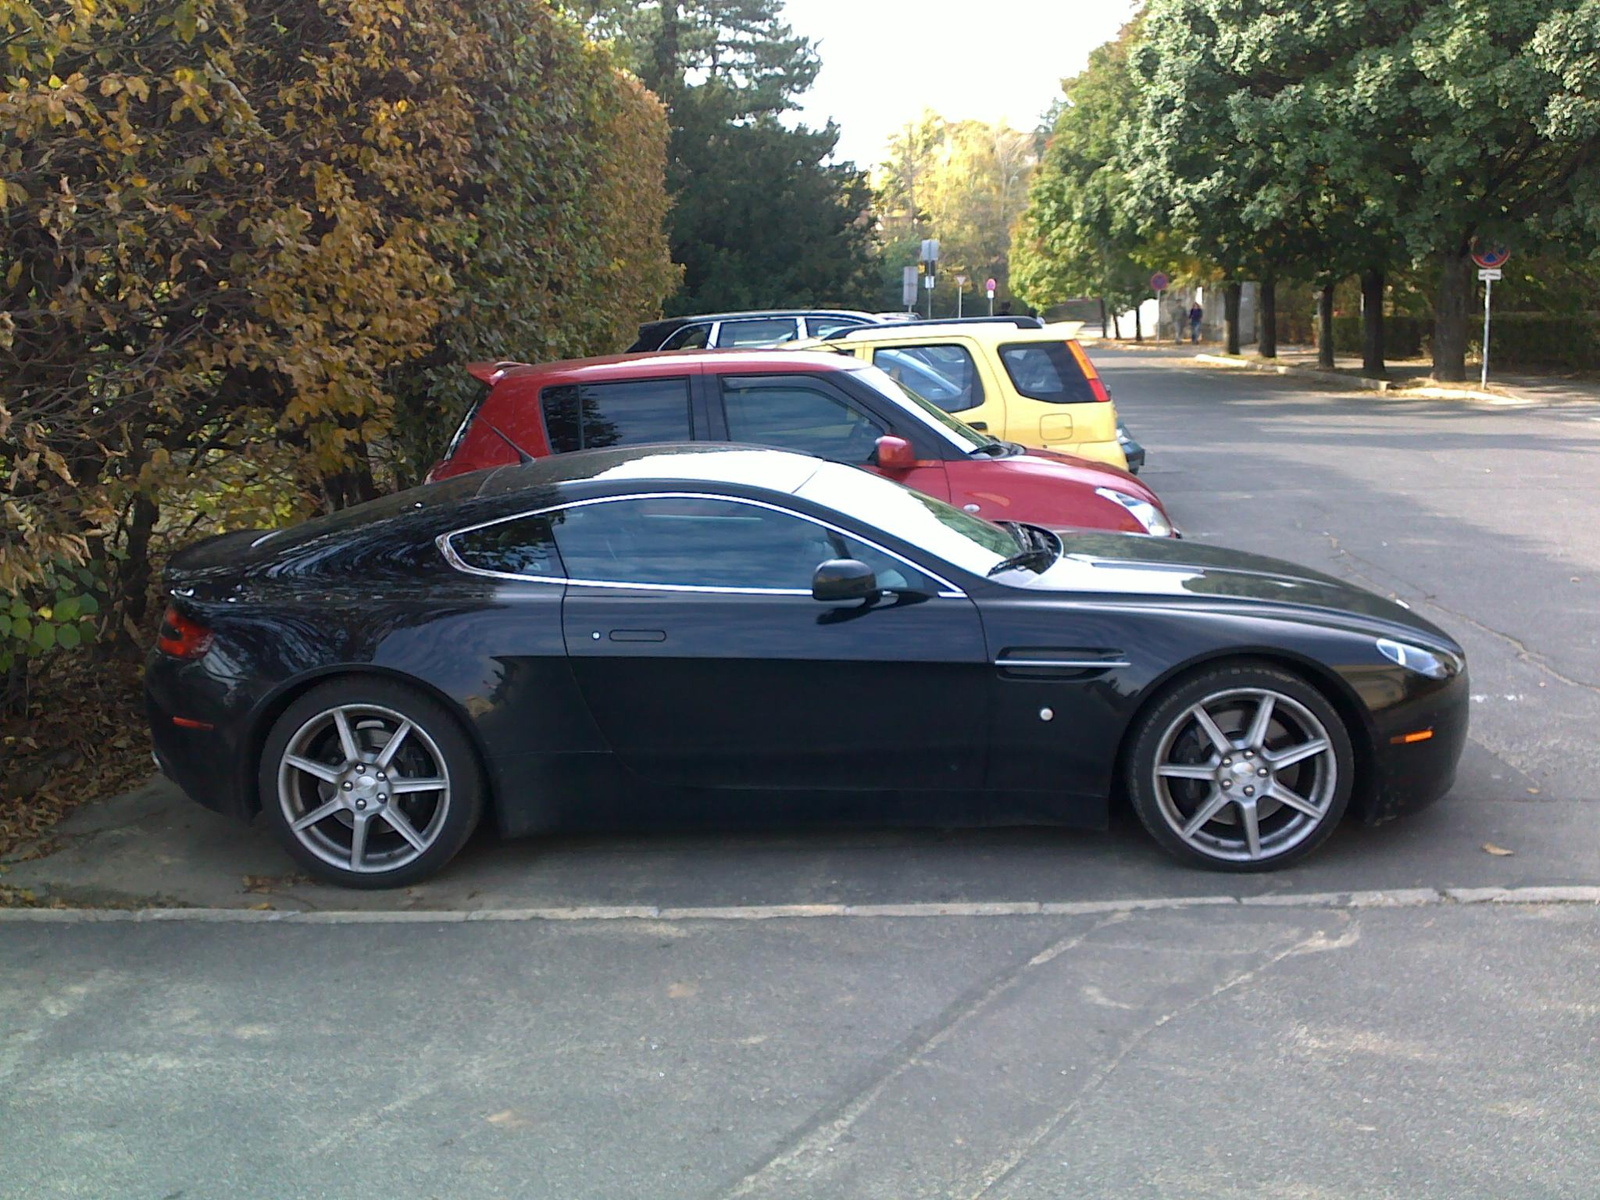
[1,885,1595,924]
[1191,353,1535,405]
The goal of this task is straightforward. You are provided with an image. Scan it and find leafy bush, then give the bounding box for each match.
[0,0,675,681]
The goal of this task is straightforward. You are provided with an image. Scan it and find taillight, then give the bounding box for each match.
[157,605,213,660]
[1066,340,1112,403]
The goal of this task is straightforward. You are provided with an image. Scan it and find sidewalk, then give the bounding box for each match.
[1079,330,1600,407]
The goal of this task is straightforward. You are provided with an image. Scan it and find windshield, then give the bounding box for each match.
[794,460,1022,579]
[849,363,999,453]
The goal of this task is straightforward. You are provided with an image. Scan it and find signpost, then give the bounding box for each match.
[985,277,996,316]
[1150,272,1171,341]
[920,239,940,320]
[1472,243,1510,389]
[954,274,968,318]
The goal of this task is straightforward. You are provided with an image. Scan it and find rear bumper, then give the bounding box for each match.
[145,655,256,822]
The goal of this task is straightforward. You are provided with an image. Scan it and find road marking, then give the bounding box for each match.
[0,886,1595,924]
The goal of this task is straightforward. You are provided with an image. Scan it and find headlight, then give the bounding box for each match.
[1376,637,1461,679]
[1095,487,1175,537]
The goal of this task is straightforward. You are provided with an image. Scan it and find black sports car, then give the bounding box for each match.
[147,446,1468,888]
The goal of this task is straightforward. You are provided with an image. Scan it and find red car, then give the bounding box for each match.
[427,351,1176,536]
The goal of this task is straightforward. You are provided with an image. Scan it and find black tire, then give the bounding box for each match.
[258,677,485,889]
[1125,662,1354,872]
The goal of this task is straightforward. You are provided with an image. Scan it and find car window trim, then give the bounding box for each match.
[437,491,966,598]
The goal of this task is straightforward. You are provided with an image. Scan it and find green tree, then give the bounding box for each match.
[878,112,1037,313]
[567,0,879,312]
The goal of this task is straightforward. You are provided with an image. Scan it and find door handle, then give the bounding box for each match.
[608,629,667,642]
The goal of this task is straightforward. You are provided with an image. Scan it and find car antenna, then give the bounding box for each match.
[486,423,534,465]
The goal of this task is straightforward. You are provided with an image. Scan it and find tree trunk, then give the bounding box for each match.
[1223,282,1242,355]
[1098,295,1108,339]
[1360,267,1386,377]
[1110,304,1122,339]
[1317,283,1336,368]
[1133,303,1142,342]
[1432,248,1472,382]
[115,492,161,658]
[1258,278,1277,358]
[321,445,378,512]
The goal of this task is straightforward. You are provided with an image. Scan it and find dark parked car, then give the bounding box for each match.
[148,446,1468,888]
[427,350,1176,536]
[628,310,881,352]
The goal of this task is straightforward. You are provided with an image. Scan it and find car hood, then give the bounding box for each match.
[989,447,1159,505]
[1012,532,1456,645]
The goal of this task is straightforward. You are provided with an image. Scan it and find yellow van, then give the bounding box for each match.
[800,320,1126,468]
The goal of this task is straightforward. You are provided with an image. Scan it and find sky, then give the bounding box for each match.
[782,0,1141,169]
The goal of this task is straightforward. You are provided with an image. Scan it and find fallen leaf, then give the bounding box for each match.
[486,1110,532,1129]
[248,901,274,910]
[1481,843,1515,857]
[1527,787,1540,795]
[667,981,698,999]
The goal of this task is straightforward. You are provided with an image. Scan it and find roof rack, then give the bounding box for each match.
[822,315,1045,340]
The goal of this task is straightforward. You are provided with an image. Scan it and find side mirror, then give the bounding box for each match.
[812,558,879,604]
[874,435,916,472]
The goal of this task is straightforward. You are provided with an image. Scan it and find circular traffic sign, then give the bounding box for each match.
[1471,241,1510,270]
[1150,272,1171,292]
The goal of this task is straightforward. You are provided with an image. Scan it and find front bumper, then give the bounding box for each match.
[1363,667,1470,823]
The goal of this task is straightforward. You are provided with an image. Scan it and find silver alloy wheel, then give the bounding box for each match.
[1150,687,1338,864]
[276,703,451,875]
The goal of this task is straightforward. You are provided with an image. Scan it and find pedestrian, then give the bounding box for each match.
[1188,299,1203,344]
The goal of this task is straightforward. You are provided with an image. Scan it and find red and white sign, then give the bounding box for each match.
[1471,242,1510,270]
[1150,272,1170,292]
[985,277,997,297]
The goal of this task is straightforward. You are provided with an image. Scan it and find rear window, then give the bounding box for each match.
[717,318,799,347]
[449,514,563,578]
[540,379,694,454]
[998,342,1098,404]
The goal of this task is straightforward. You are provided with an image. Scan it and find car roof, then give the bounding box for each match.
[470,444,831,500]
[472,350,863,388]
[823,321,1085,346]
[649,309,878,325]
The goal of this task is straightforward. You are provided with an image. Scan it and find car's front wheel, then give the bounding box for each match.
[259,678,484,888]
[1126,663,1354,871]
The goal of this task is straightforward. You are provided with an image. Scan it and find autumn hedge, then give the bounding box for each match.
[0,0,676,685]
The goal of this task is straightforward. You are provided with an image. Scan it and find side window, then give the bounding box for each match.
[540,379,693,455]
[548,497,936,593]
[998,342,1097,404]
[873,344,985,414]
[716,318,800,347]
[720,377,885,465]
[807,316,869,338]
[449,515,562,578]
[661,323,710,350]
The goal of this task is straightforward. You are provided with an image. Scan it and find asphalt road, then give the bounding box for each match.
[3,350,1598,1197]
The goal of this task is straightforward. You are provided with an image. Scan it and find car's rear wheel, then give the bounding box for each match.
[1126,664,1353,871]
[259,678,483,888]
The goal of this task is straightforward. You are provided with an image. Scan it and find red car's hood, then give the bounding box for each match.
[989,447,1159,505]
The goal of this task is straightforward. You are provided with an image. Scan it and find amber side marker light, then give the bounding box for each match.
[171,716,214,730]
[1390,729,1435,745]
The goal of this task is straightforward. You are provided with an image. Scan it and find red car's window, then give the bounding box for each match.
[539,379,694,454]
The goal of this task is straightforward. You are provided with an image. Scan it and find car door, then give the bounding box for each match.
[870,340,1007,436]
[551,493,988,792]
[713,373,952,502]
